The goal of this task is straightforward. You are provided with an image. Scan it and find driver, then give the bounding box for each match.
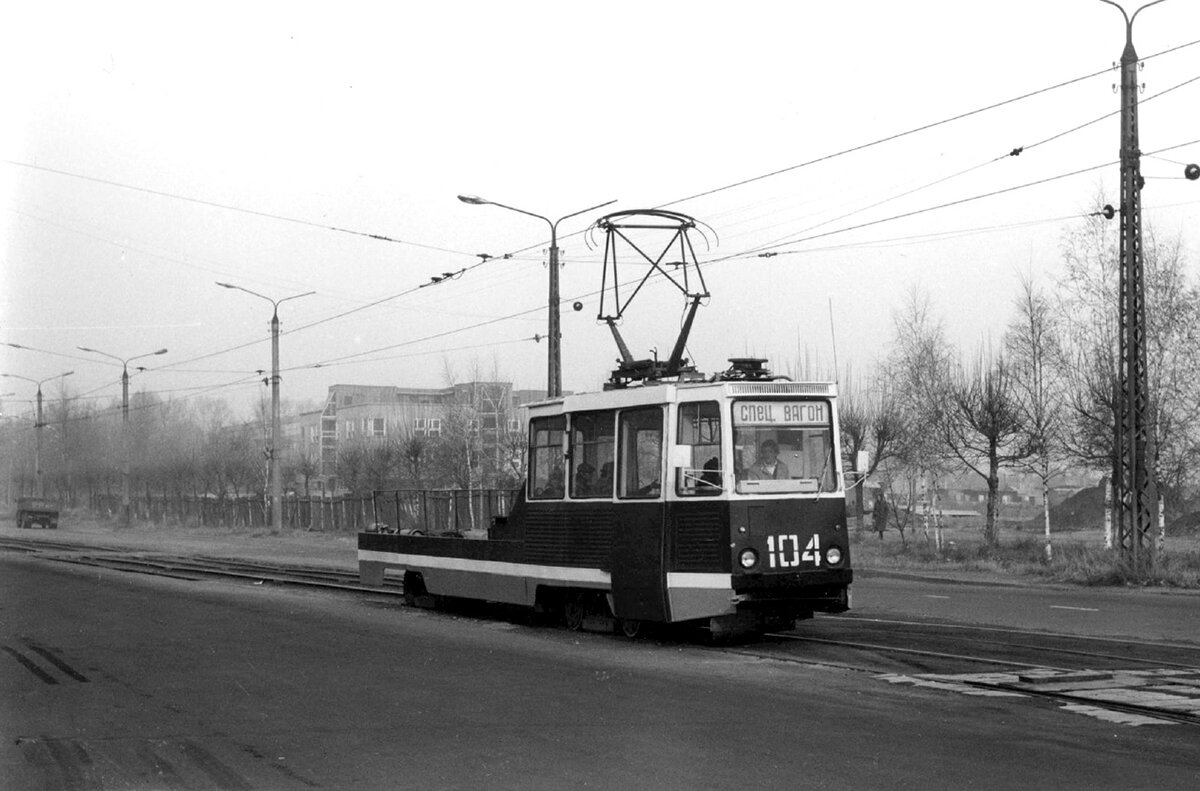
[745,439,790,480]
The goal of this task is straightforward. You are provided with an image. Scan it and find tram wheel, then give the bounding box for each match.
[402,571,426,607]
[617,619,643,639]
[563,596,586,631]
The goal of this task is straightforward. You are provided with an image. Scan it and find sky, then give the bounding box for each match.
[2,0,1199,422]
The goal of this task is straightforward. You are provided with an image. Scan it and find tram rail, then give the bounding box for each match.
[0,535,403,595]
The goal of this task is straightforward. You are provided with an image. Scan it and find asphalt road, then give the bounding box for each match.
[852,569,1200,643]
[2,553,1197,790]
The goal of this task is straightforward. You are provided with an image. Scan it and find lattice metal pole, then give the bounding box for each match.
[1103,0,1162,574]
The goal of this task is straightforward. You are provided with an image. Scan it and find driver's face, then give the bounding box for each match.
[760,445,777,461]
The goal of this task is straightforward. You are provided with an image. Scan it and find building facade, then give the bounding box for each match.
[295,382,547,491]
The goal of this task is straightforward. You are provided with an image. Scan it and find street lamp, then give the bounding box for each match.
[0,371,74,497]
[77,347,167,526]
[217,282,315,533]
[457,194,616,398]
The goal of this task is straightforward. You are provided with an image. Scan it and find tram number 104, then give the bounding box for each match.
[766,534,821,568]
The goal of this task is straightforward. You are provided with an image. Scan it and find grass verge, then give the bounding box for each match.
[851,529,1200,588]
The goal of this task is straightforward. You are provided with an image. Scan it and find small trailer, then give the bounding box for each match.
[16,497,60,530]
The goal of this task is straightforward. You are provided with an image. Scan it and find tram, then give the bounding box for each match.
[358,359,851,637]
[357,210,852,637]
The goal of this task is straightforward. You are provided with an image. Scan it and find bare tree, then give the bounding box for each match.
[363,438,403,492]
[336,439,371,495]
[838,368,907,533]
[1004,274,1069,559]
[885,286,955,548]
[287,449,320,497]
[942,349,1030,547]
[399,432,430,488]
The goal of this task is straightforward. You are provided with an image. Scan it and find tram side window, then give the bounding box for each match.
[618,407,663,499]
[529,416,566,499]
[570,411,615,498]
[676,401,722,496]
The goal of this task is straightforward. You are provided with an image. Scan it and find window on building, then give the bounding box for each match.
[529,416,565,499]
[344,420,356,438]
[414,418,427,435]
[570,411,615,498]
[618,407,663,499]
[676,401,722,496]
[372,417,386,437]
[428,418,442,437]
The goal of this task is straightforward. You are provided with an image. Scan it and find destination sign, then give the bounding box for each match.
[733,401,829,426]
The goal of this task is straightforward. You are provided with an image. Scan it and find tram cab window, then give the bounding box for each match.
[676,401,722,496]
[529,416,566,499]
[570,411,615,498]
[732,400,836,494]
[617,407,663,499]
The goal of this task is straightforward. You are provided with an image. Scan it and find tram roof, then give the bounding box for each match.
[527,378,838,416]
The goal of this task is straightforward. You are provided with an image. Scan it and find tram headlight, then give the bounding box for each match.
[738,548,759,570]
[825,547,843,566]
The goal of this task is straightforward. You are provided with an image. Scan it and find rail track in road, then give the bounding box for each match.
[0,535,404,595]
[4,533,1198,726]
[766,614,1200,674]
[742,615,1200,727]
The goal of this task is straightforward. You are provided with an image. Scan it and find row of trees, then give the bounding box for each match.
[841,202,1200,556]
[2,384,525,511]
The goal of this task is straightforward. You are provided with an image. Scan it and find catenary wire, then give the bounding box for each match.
[0,158,478,258]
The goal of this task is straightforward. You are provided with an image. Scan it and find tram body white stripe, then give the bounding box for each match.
[358,549,610,585]
[360,551,732,591]
[666,572,733,590]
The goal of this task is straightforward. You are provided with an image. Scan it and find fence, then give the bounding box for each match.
[371,489,518,535]
[86,489,519,532]
[89,492,374,532]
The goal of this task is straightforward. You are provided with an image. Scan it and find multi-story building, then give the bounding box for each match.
[295,381,547,490]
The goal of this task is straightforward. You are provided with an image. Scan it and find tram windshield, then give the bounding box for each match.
[732,400,836,494]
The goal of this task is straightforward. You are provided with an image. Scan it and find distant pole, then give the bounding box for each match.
[1100,0,1164,575]
[457,195,616,397]
[271,304,282,528]
[78,347,167,526]
[35,386,44,497]
[121,363,131,520]
[1,372,73,499]
[217,283,314,532]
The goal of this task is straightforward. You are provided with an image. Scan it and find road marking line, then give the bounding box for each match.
[1050,605,1099,612]
[924,595,950,599]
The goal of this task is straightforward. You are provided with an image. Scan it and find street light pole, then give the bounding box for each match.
[78,347,167,526]
[217,282,315,532]
[1,372,74,498]
[457,195,616,398]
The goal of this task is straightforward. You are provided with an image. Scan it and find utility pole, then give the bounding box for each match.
[1100,0,1163,575]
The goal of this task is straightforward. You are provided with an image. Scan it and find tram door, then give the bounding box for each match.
[610,406,669,622]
